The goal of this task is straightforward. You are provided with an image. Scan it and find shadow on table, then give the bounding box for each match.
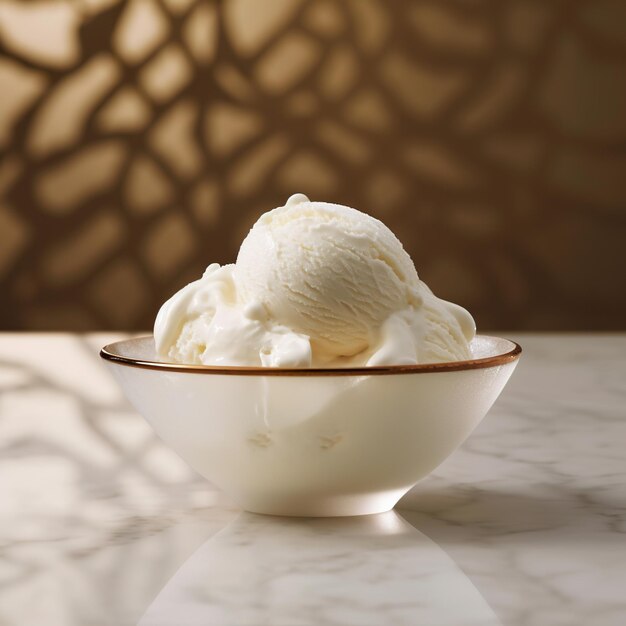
[397,483,624,541]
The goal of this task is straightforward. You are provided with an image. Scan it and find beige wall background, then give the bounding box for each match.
[1,0,625,331]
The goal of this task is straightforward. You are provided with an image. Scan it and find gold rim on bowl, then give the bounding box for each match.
[100,335,522,377]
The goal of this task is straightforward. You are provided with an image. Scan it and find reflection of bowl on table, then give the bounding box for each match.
[101,335,521,517]
[138,511,502,626]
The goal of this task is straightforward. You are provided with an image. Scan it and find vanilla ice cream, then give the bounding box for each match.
[154,194,475,367]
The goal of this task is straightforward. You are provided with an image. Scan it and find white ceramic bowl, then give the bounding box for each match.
[101,335,521,517]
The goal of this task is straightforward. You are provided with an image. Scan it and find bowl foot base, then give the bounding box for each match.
[236,487,411,518]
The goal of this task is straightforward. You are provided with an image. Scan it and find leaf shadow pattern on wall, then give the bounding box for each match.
[0,0,625,331]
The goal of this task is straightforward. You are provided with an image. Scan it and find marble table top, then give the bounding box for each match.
[0,333,624,626]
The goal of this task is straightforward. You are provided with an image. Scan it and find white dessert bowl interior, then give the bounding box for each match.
[101,335,521,517]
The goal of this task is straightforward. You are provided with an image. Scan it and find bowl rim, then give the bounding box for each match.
[100,335,521,377]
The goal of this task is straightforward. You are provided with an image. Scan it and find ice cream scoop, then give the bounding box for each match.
[154,194,475,367]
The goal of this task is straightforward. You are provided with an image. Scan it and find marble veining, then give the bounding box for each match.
[0,333,625,626]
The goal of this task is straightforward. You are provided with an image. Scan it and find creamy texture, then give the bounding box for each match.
[154,263,312,367]
[154,194,475,367]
